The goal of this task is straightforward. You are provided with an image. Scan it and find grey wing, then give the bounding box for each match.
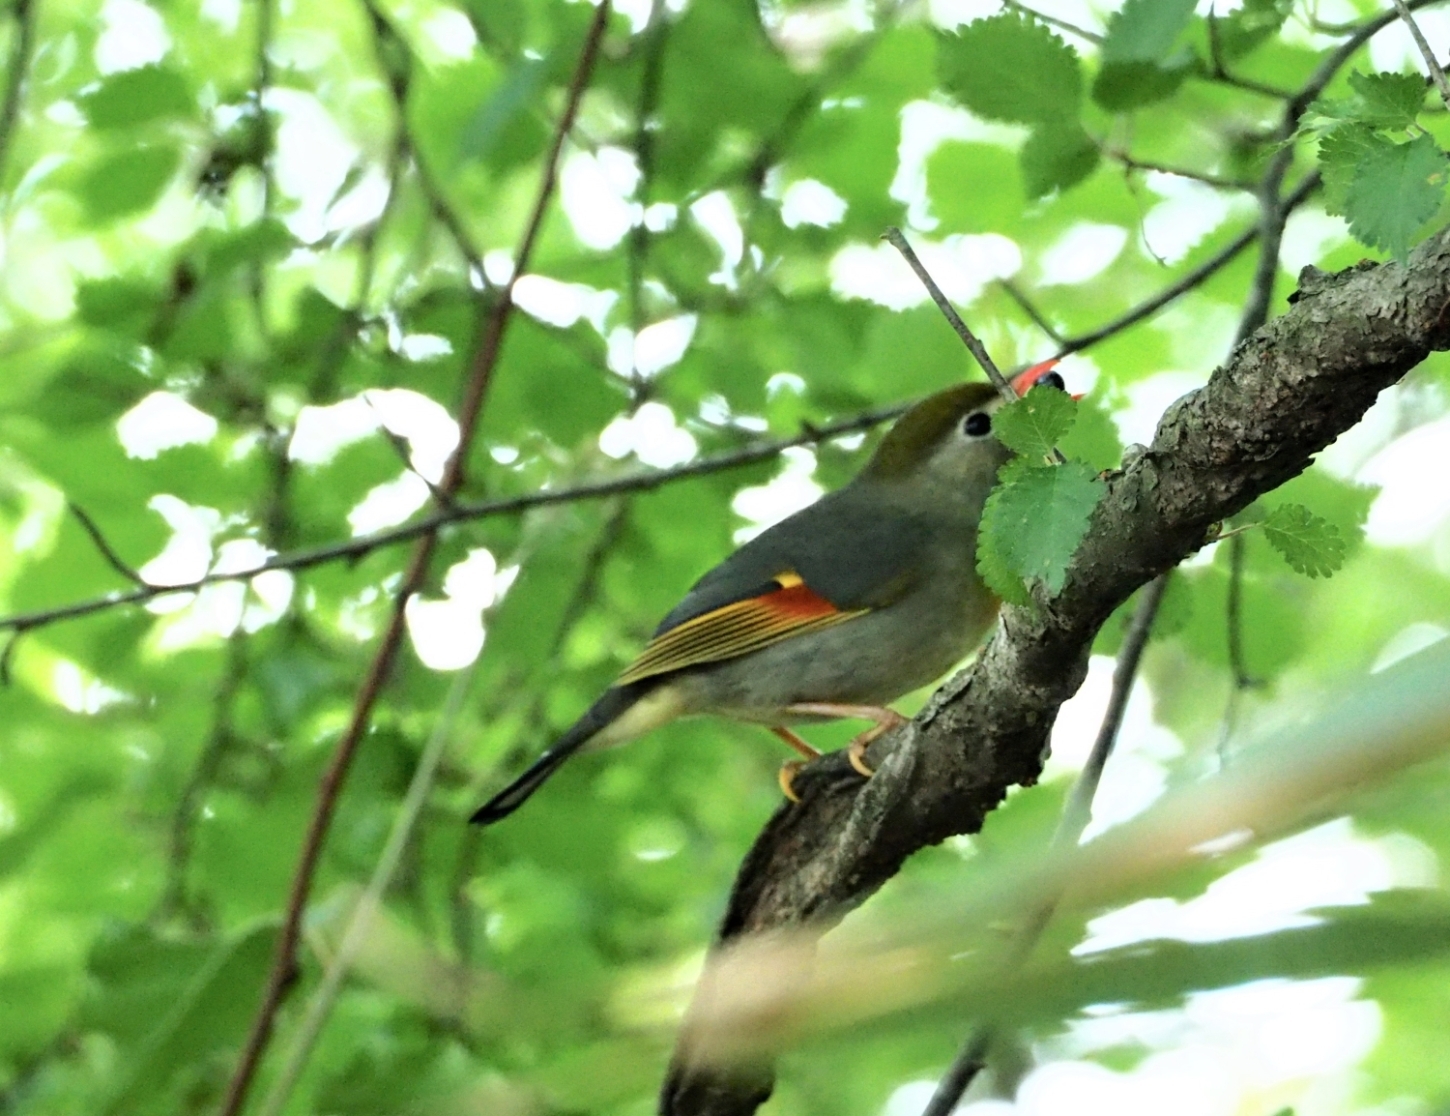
[653,486,930,634]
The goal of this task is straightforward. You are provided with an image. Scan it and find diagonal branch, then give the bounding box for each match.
[0,171,1310,642]
[1391,0,1450,109]
[68,503,147,586]
[661,223,1450,1116]
[215,5,613,1114]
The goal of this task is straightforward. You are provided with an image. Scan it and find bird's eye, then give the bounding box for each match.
[962,411,992,437]
[1035,370,1066,391]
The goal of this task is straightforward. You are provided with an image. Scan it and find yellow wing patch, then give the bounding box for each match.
[616,572,867,686]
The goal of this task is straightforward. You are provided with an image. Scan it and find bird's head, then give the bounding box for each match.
[861,361,1067,494]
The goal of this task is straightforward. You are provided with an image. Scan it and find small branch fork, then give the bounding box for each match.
[215,5,613,1115]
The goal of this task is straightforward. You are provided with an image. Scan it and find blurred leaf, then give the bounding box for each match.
[936,13,1081,125]
[79,65,196,130]
[1021,120,1100,198]
[1212,0,1292,62]
[77,145,182,224]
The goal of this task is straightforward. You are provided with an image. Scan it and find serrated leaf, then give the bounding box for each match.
[993,386,1078,459]
[1344,132,1447,260]
[1020,120,1099,198]
[979,457,1103,594]
[1348,70,1426,131]
[1261,504,1346,578]
[1100,0,1197,63]
[975,524,1032,606]
[936,14,1081,125]
[1319,124,1384,217]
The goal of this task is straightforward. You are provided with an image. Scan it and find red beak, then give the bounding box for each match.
[1009,358,1082,399]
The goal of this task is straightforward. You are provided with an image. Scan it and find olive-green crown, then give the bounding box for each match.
[862,382,1001,481]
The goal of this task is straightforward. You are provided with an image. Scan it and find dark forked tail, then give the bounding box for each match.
[469,684,646,825]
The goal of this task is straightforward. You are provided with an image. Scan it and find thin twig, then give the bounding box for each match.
[1,178,1304,643]
[1000,0,1102,43]
[1056,170,1318,358]
[215,7,613,1114]
[157,630,249,926]
[256,661,477,1116]
[68,503,147,586]
[997,279,1064,344]
[0,404,905,637]
[0,0,36,187]
[883,227,1015,401]
[0,631,18,685]
[1391,0,1450,109]
[923,575,1171,1116]
[1109,151,1258,192]
[249,0,275,318]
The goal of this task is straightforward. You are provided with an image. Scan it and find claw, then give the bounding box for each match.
[847,737,875,778]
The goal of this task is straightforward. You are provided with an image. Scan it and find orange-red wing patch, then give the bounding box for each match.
[615,571,868,686]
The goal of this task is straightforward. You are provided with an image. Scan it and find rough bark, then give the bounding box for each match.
[661,232,1450,1116]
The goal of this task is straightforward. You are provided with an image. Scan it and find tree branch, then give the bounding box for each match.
[883,227,1015,401]
[0,0,36,186]
[661,224,1450,1116]
[922,573,1169,1116]
[1391,0,1450,109]
[215,6,613,1113]
[68,503,146,586]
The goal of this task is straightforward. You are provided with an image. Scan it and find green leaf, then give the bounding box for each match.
[1093,58,1193,111]
[1213,0,1292,62]
[936,14,1081,125]
[1020,120,1100,198]
[1344,132,1447,260]
[993,385,1078,459]
[1348,70,1427,131]
[979,457,1103,594]
[1261,503,1347,578]
[79,65,195,130]
[1319,124,1383,217]
[1100,0,1197,63]
[976,523,1032,606]
[77,144,181,224]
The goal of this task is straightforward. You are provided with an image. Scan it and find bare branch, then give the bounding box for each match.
[216,6,614,1113]
[883,227,1015,401]
[1391,0,1450,108]
[68,503,147,586]
[997,278,1064,344]
[1108,150,1257,192]
[1000,0,1101,44]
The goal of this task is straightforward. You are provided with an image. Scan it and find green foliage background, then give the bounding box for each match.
[3,0,1450,1114]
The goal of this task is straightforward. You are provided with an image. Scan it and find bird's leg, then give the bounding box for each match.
[781,702,908,778]
[771,725,821,759]
[771,726,820,803]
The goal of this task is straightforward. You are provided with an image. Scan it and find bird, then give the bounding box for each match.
[471,361,1067,825]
